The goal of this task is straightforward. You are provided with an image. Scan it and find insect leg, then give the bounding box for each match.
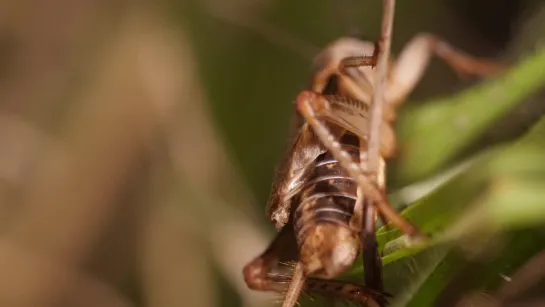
[303,278,387,307]
[243,226,386,306]
[339,42,379,73]
[243,225,297,293]
[387,33,507,108]
[295,91,424,238]
[333,42,381,111]
[281,262,305,307]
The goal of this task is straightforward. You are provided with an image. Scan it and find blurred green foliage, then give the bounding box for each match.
[4,1,545,307]
[399,48,545,182]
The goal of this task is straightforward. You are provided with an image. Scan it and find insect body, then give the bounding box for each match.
[244,33,505,306]
[245,38,389,306]
[276,39,389,284]
[293,131,366,279]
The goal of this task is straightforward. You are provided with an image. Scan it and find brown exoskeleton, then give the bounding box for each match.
[242,9,506,307]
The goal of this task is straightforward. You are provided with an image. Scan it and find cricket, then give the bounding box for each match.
[242,1,506,306]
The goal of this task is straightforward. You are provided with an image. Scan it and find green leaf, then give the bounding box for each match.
[342,96,545,305]
[398,47,545,182]
[373,114,545,305]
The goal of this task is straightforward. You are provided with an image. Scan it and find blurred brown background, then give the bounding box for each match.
[0,0,543,306]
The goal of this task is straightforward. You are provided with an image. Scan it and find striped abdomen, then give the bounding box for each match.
[292,132,362,278]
